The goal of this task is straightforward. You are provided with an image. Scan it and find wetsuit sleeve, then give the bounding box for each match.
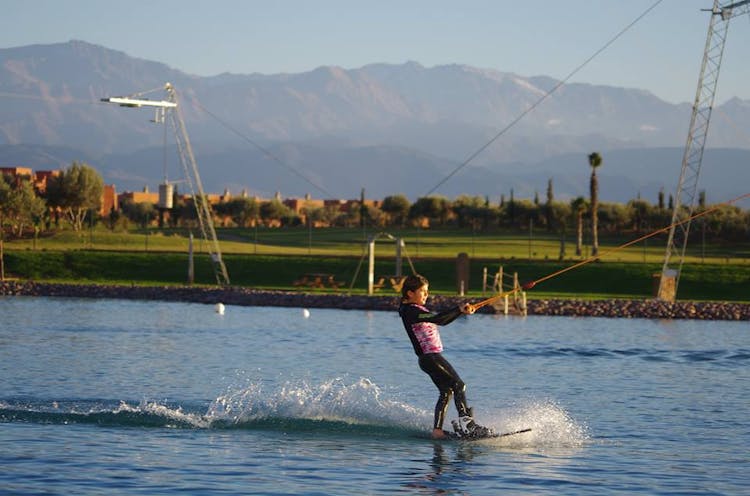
[401,305,463,327]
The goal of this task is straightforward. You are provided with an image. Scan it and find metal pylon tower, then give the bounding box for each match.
[657,0,749,301]
[102,83,230,286]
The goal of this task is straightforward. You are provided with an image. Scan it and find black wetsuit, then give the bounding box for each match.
[398,302,471,430]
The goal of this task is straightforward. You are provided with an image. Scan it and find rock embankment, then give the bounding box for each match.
[525,298,749,320]
[1,281,748,321]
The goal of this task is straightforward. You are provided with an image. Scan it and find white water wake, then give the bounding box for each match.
[206,377,429,430]
[2,380,589,446]
[482,399,590,447]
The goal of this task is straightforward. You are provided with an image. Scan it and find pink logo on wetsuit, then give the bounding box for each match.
[412,304,444,354]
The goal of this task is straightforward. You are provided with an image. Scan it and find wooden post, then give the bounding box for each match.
[187,232,194,285]
[456,253,470,295]
[395,238,403,277]
[367,238,375,295]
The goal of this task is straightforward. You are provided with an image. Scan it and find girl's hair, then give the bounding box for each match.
[401,274,429,300]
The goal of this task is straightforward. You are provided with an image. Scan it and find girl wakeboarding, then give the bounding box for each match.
[398,274,492,440]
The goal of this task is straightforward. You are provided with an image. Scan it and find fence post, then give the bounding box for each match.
[456,253,470,295]
[367,238,376,295]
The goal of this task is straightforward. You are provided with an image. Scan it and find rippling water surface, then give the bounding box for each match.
[1,296,748,495]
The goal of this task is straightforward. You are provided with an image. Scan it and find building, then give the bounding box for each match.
[118,187,160,206]
[33,170,61,194]
[0,166,33,187]
[2,166,115,217]
[4,164,384,227]
[101,184,118,216]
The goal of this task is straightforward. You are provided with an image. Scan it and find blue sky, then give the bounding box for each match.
[2,0,749,104]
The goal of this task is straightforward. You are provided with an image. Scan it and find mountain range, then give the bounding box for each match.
[1,40,748,203]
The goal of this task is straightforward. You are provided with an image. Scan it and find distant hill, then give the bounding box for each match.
[1,40,748,203]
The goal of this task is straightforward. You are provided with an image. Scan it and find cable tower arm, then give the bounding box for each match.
[706,0,750,15]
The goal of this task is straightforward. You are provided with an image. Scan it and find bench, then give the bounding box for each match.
[293,273,342,289]
[372,275,407,292]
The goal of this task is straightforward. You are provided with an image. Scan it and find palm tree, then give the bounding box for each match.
[588,152,603,256]
[570,196,588,256]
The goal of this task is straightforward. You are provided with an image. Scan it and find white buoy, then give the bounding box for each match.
[302,308,310,318]
[215,302,225,315]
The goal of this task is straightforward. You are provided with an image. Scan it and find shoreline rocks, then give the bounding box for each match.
[1,280,748,321]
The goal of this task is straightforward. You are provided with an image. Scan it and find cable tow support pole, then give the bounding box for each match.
[469,191,750,311]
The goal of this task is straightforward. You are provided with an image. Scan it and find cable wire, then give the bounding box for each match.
[424,0,665,197]
[192,100,337,199]
[0,91,99,105]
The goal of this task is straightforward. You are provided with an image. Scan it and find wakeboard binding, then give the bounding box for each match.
[451,408,495,440]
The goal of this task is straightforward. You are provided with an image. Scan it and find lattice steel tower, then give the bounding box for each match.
[657,0,749,300]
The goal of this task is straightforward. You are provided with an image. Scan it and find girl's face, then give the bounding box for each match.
[406,283,429,305]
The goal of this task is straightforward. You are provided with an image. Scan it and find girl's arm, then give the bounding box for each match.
[406,305,464,326]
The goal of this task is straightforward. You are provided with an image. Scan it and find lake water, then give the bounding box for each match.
[1,296,748,495]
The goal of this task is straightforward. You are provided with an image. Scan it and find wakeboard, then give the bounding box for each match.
[446,419,532,441]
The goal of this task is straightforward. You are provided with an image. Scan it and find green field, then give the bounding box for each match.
[3,226,749,302]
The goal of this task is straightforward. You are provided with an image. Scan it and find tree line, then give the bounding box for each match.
[1,159,749,247]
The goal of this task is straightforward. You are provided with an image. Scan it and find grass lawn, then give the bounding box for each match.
[3,226,749,302]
